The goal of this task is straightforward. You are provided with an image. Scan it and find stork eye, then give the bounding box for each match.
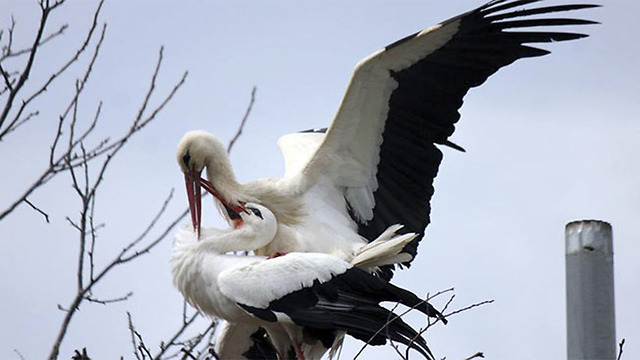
[249,207,263,220]
[182,150,191,167]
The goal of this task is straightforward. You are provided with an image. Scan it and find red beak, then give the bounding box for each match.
[199,177,247,216]
[184,171,202,238]
[184,171,248,239]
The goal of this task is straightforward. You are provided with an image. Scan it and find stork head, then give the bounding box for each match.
[177,130,247,237]
[237,203,278,249]
[195,202,277,253]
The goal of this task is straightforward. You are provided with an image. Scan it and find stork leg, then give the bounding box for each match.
[292,340,306,360]
[281,324,306,360]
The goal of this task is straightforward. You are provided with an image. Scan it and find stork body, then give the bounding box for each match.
[171,204,444,359]
[179,0,598,279]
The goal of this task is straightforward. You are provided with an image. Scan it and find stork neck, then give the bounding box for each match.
[204,156,250,205]
[199,226,272,254]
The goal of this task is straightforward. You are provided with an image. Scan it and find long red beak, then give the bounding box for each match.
[199,178,247,215]
[200,177,248,228]
[184,171,202,238]
[184,171,248,238]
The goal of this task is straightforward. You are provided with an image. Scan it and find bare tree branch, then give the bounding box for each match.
[23,197,50,222]
[129,312,143,360]
[1,23,68,61]
[443,299,494,318]
[617,338,625,360]
[154,312,201,360]
[85,292,133,305]
[0,0,103,140]
[0,18,107,221]
[227,86,256,153]
[0,0,66,130]
[13,349,26,360]
[464,352,485,360]
[354,288,492,360]
[46,40,188,360]
[128,312,154,360]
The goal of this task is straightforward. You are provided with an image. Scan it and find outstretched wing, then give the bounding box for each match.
[297,0,598,267]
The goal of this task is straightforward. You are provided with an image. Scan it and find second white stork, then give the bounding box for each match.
[178,0,598,279]
[171,203,446,360]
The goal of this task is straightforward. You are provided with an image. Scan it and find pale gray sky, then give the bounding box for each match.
[1,1,638,359]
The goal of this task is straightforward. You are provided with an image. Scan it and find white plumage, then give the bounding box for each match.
[172,203,442,360]
[178,0,598,280]
[174,1,598,358]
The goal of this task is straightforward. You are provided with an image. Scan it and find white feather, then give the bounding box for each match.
[351,225,417,269]
[214,321,262,359]
[277,132,325,178]
[219,252,351,309]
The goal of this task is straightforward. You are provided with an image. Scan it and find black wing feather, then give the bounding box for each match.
[244,267,447,359]
[350,0,597,277]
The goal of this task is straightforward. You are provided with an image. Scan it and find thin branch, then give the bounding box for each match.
[71,348,90,360]
[0,0,103,140]
[65,216,81,232]
[617,338,625,360]
[1,23,68,61]
[0,63,12,92]
[227,86,256,153]
[179,321,218,360]
[154,312,201,360]
[0,43,186,223]
[128,312,143,360]
[443,299,494,318]
[0,0,61,130]
[85,292,133,305]
[13,349,26,360]
[353,297,436,360]
[23,197,50,223]
[88,194,98,282]
[386,305,409,360]
[180,349,197,360]
[119,189,176,263]
[1,16,16,58]
[0,22,107,221]
[464,352,485,360]
[46,55,187,360]
[182,300,188,325]
[2,110,39,135]
[70,61,188,164]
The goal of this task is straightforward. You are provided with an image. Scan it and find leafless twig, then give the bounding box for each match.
[85,292,134,305]
[0,2,107,221]
[464,352,485,360]
[71,348,91,360]
[128,312,154,360]
[13,349,26,360]
[443,299,494,318]
[0,0,70,135]
[617,338,625,360]
[46,38,187,360]
[227,86,256,153]
[154,312,201,360]
[23,197,50,222]
[355,288,492,360]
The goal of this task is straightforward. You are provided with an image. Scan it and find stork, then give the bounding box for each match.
[171,203,446,360]
[211,221,432,360]
[178,0,599,278]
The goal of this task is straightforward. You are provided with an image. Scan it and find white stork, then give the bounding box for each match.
[171,203,446,360]
[178,0,598,279]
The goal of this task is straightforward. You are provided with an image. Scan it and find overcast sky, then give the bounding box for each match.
[1,1,638,359]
